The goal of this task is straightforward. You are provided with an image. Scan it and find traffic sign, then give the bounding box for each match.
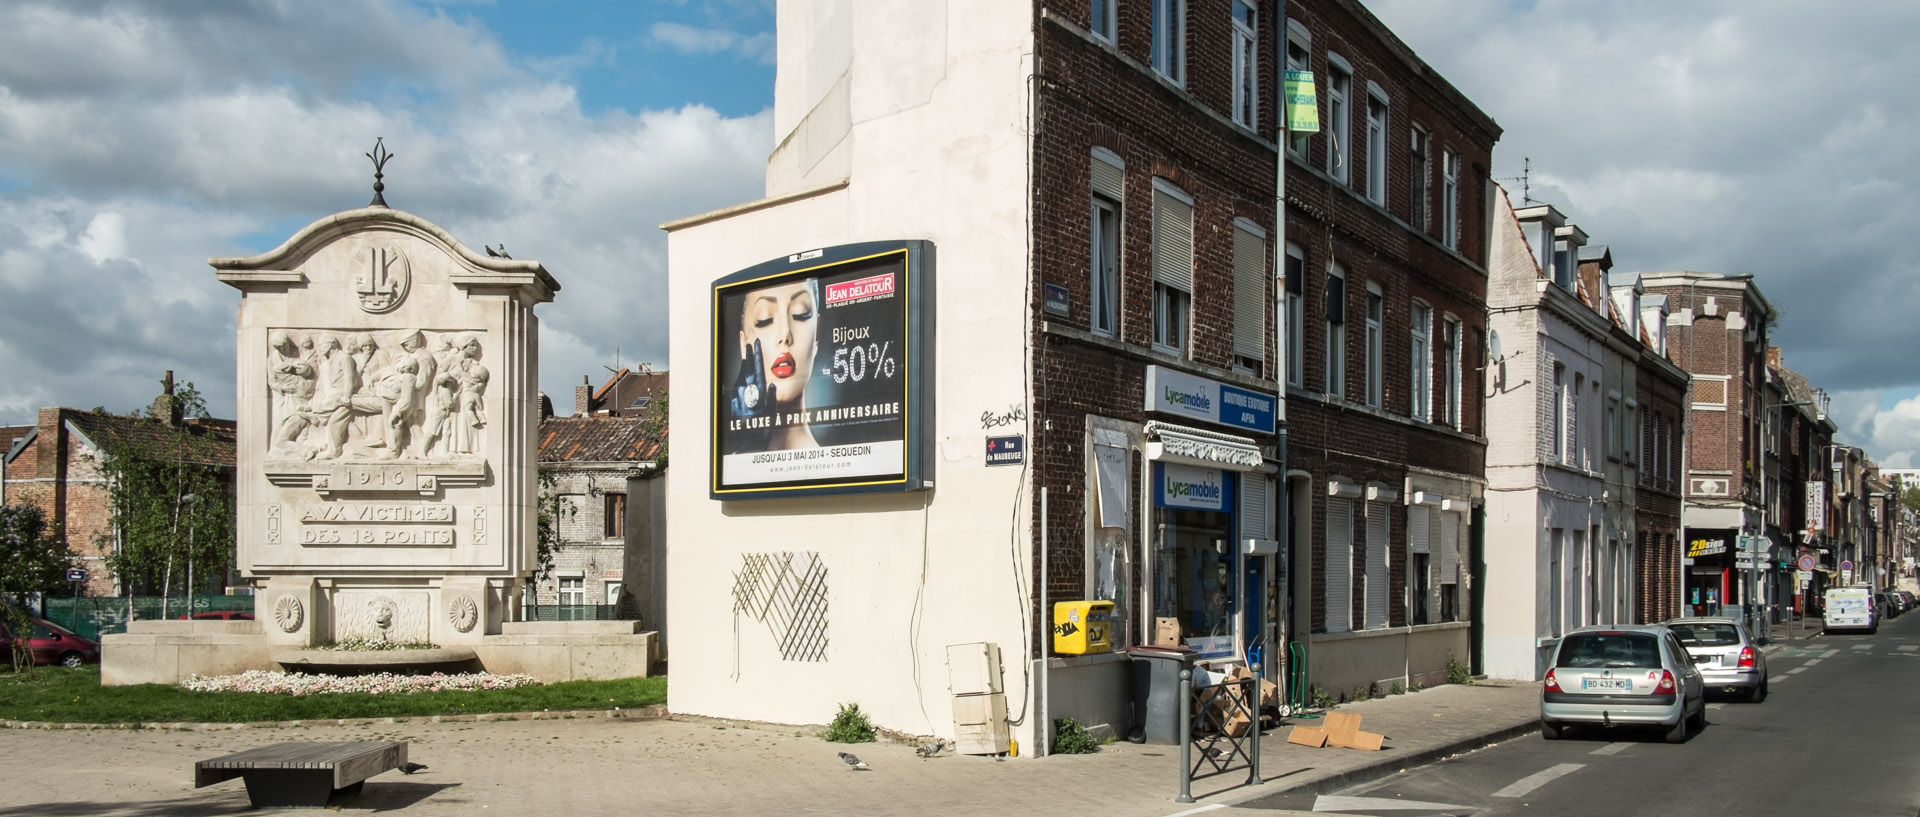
[64,567,86,583]
[1840,559,1854,573]
[1797,554,1817,571]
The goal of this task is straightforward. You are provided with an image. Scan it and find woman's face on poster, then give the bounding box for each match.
[741,280,817,407]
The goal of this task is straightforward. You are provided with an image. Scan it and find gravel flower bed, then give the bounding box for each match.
[182,670,540,696]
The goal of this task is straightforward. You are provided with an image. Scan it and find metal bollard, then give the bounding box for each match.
[1176,668,1194,803]
[1248,671,1262,786]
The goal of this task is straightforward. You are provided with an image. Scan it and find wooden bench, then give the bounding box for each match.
[195,741,408,808]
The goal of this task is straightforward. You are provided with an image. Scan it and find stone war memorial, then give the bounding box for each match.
[103,143,657,684]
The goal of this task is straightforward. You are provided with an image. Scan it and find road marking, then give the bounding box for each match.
[1900,645,1917,652]
[1313,795,1474,812]
[1590,742,1633,756]
[1491,763,1586,798]
[1823,649,1839,658]
[1788,666,1808,674]
[1162,803,1226,817]
[1706,703,1726,710]
[1805,658,1823,666]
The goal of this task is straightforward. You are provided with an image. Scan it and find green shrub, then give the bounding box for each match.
[1447,657,1473,686]
[1052,717,1099,754]
[1309,685,1338,710]
[825,701,876,743]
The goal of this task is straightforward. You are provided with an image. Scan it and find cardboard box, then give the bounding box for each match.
[1286,726,1328,747]
[1259,678,1280,709]
[1153,617,1181,647]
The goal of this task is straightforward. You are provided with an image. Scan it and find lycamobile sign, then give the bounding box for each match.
[1144,365,1275,434]
[1159,463,1227,511]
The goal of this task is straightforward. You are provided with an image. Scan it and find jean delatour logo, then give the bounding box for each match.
[1164,386,1211,412]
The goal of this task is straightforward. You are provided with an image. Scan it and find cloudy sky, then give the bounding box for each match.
[2,1,1917,465]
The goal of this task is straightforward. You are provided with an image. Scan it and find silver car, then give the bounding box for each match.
[1667,617,1768,702]
[1540,625,1706,743]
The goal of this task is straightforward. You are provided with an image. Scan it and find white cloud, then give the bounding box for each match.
[649,21,773,64]
[0,0,772,424]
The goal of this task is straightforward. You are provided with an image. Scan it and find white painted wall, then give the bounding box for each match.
[665,2,1040,743]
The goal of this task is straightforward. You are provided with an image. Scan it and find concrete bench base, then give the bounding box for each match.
[196,740,407,808]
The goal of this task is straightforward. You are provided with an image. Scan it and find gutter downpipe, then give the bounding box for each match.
[1271,0,1293,699]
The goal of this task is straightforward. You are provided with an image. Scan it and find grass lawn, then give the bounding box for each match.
[0,667,667,724]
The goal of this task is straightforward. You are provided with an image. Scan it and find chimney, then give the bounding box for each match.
[575,375,593,417]
[150,370,182,426]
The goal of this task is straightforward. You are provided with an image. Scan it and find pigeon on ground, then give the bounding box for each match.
[837,751,869,770]
[915,743,943,759]
[401,762,429,775]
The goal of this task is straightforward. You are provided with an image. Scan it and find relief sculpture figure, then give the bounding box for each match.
[267,328,486,462]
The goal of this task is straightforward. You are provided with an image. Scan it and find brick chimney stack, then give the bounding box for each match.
[150,370,182,425]
[575,375,593,417]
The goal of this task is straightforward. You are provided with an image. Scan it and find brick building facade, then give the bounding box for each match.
[532,415,662,615]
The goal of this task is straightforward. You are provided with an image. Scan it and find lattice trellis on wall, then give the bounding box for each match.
[732,551,829,662]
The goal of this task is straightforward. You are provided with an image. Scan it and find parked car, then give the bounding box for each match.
[1667,617,1768,702]
[1541,625,1706,743]
[177,611,255,621]
[1825,586,1877,635]
[1875,592,1901,620]
[0,617,101,668]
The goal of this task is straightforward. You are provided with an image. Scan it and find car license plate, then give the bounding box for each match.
[1582,678,1630,691]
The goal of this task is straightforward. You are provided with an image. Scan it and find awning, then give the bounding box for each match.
[1144,421,1263,472]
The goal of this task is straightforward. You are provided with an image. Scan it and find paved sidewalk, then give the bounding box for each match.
[0,681,1542,816]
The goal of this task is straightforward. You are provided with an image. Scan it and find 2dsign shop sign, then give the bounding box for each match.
[1143,366,1275,435]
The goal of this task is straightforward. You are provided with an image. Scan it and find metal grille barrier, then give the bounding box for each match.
[1176,668,1264,803]
[42,595,257,641]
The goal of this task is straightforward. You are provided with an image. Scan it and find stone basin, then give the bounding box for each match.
[273,647,480,676]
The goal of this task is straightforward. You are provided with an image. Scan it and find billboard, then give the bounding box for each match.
[710,240,934,499]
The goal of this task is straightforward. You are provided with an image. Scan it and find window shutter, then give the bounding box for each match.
[1408,505,1430,554]
[1326,498,1352,633]
[1239,474,1270,544]
[1365,502,1389,629]
[1152,188,1194,291]
[1233,225,1266,358]
[1092,154,1124,201]
[1093,431,1129,530]
[1439,510,1461,581]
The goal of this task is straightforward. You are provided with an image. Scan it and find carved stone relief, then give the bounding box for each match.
[446,594,480,633]
[333,591,430,644]
[267,329,489,463]
[272,595,305,633]
[352,244,410,313]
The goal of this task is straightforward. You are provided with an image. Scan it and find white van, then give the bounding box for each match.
[1825,586,1877,635]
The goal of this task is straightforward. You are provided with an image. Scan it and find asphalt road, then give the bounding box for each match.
[1236,611,1920,816]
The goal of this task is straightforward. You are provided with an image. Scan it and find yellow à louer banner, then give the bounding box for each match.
[1284,70,1319,134]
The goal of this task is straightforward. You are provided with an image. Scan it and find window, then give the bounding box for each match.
[1151,181,1194,354]
[559,577,585,606]
[1551,365,1566,461]
[1285,23,1312,157]
[604,492,626,539]
[1441,149,1460,250]
[1232,218,1267,374]
[1365,87,1388,206]
[1286,244,1305,388]
[1325,55,1351,183]
[1363,284,1383,408]
[1409,301,1431,421]
[1091,149,1124,337]
[1441,317,1461,428]
[1325,264,1346,398]
[1573,374,1586,468]
[1326,497,1353,633]
[1090,0,1115,42]
[1607,399,1620,459]
[1151,0,1185,86]
[1407,506,1432,626]
[1409,126,1429,232]
[1439,509,1461,621]
[1364,501,1389,629]
[1231,0,1257,129]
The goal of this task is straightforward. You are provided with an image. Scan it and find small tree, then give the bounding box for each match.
[1,504,72,675]
[530,469,575,616]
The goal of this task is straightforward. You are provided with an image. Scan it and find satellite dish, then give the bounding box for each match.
[1488,329,1504,364]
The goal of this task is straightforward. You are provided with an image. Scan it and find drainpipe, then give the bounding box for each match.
[1271,0,1293,699]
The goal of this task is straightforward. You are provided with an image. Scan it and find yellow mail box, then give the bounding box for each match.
[1052,600,1114,655]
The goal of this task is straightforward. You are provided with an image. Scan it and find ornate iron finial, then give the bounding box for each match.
[366,137,395,207]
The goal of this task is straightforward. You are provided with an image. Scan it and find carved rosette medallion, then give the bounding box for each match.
[447,594,480,633]
[353,244,411,313]
[273,595,305,633]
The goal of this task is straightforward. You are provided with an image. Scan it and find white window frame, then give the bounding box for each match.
[1151,179,1194,356]
[1151,0,1186,86]
[1409,300,1431,421]
[1231,0,1258,129]
[1573,373,1586,469]
[1441,316,1461,428]
[1285,21,1312,157]
[1089,0,1116,43]
[1363,283,1383,408]
[1286,243,1305,388]
[1325,53,1352,184]
[1365,83,1389,206]
[559,576,586,606]
[1441,148,1460,250]
[1090,148,1125,338]
[1325,263,1347,399]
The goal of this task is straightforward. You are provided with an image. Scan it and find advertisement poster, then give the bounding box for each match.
[711,241,932,498]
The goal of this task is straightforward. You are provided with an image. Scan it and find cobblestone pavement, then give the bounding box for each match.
[0,681,1543,817]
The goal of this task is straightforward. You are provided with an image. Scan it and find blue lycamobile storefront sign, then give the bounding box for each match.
[1156,462,1230,511]
[1143,366,1275,435]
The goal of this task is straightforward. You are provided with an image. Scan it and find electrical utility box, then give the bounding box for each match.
[1052,600,1114,655]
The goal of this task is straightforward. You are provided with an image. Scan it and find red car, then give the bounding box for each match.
[177,611,256,621]
[0,617,101,668]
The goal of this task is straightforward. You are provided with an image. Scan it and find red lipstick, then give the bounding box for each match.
[770,353,795,379]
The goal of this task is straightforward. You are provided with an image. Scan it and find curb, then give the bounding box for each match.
[1196,718,1542,810]
[0,704,670,732]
